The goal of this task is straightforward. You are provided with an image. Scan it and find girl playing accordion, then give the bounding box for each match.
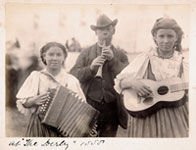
[16,42,86,137]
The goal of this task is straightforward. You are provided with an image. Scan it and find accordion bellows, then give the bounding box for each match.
[37,86,99,137]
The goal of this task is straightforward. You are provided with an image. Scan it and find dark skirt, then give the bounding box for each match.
[25,113,62,137]
[117,101,188,137]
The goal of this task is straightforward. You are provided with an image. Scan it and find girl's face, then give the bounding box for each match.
[44,46,65,70]
[154,29,178,53]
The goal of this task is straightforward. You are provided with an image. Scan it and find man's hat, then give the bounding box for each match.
[90,14,118,31]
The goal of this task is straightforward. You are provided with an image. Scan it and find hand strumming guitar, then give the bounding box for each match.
[121,78,152,97]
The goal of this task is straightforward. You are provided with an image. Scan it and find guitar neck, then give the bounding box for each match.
[170,82,188,92]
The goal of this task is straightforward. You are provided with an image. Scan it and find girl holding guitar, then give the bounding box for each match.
[114,17,188,137]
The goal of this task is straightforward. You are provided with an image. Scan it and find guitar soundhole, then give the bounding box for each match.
[157,86,169,95]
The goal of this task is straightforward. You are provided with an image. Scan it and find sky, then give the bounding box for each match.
[5,3,190,55]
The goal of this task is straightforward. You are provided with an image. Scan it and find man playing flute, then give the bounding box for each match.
[70,14,129,137]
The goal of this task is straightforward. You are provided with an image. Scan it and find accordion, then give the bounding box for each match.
[37,86,99,137]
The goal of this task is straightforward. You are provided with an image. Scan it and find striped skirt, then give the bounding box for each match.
[25,113,63,137]
[117,101,188,137]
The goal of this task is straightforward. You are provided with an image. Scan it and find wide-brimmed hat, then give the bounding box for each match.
[90,14,118,31]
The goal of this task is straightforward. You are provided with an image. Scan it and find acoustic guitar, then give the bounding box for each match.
[122,78,188,117]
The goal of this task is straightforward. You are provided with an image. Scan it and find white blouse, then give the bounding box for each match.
[114,48,189,94]
[16,68,86,115]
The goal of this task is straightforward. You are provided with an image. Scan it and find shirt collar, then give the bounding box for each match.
[150,47,183,61]
[41,68,67,82]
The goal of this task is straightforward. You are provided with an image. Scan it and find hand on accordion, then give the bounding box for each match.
[24,92,51,107]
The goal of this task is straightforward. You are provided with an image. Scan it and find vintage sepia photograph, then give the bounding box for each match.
[2,0,196,149]
[5,1,190,140]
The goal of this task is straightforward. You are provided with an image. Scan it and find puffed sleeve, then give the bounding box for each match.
[16,71,40,115]
[114,52,150,93]
[66,74,86,102]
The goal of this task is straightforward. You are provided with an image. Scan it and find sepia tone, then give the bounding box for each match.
[5,3,189,137]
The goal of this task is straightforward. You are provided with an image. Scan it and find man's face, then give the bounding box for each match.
[95,25,115,44]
